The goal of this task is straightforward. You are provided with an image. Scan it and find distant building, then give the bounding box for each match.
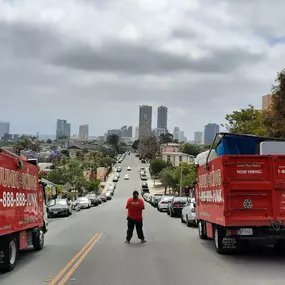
[0,122,10,138]
[194,131,203,144]
[204,123,219,145]
[79,124,89,140]
[173,127,180,140]
[161,152,195,167]
[56,119,71,139]
[154,128,167,137]
[157,106,168,131]
[121,125,133,138]
[139,105,152,139]
[135,126,139,140]
[262,94,273,111]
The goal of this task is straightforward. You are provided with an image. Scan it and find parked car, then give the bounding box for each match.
[105,192,112,200]
[99,194,107,202]
[140,174,147,181]
[48,199,72,217]
[113,176,119,182]
[157,196,174,212]
[86,193,99,206]
[181,199,197,226]
[116,167,122,172]
[152,195,163,207]
[76,197,92,209]
[106,188,114,196]
[167,196,188,217]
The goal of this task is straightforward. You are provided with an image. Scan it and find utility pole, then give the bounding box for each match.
[179,164,183,196]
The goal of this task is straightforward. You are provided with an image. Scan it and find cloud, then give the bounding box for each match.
[0,0,284,139]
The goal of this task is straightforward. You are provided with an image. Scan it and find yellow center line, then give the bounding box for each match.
[58,233,103,285]
[49,233,99,285]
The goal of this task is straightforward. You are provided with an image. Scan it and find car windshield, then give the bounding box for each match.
[49,199,67,206]
[78,197,88,202]
[88,194,96,198]
[174,197,188,202]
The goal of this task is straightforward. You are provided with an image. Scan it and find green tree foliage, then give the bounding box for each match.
[172,163,197,189]
[14,136,41,155]
[159,133,173,143]
[263,69,285,138]
[180,143,202,156]
[159,166,177,190]
[85,179,100,193]
[106,134,120,153]
[224,105,268,136]
[137,136,160,161]
[61,149,70,157]
[132,140,139,150]
[46,139,52,144]
[149,158,171,177]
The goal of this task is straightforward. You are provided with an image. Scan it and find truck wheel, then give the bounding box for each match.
[198,221,207,239]
[274,240,285,252]
[33,228,44,251]
[0,235,18,272]
[214,227,231,254]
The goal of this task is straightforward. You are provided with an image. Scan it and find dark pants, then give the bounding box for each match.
[126,217,144,241]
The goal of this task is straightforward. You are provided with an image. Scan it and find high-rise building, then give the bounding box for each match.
[139,105,152,139]
[56,119,71,139]
[194,131,203,144]
[173,126,180,140]
[126,126,133,138]
[204,123,219,145]
[0,122,10,138]
[262,94,273,111]
[135,126,139,140]
[79,124,89,140]
[157,106,168,131]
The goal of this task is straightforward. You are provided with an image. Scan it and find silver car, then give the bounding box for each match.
[76,197,91,209]
[157,196,174,212]
[181,199,197,227]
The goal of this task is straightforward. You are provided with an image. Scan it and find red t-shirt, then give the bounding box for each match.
[126,197,145,220]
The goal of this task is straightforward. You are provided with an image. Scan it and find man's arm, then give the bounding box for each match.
[126,198,130,209]
[141,199,145,210]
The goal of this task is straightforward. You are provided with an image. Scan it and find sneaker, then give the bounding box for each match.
[141,239,147,243]
[125,240,130,244]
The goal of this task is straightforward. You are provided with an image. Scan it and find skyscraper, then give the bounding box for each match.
[173,126,180,140]
[0,122,10,138]
[204,123,219,145]
[79,124,89,140]
[139,105,152,139]
[157,106,168,131]
[194,131,203,144]
[56,119,71,139]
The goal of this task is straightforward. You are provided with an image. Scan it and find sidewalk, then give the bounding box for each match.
[99,167,115,194]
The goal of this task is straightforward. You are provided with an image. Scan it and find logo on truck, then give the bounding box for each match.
[243,199,252,209]
[198,168,224,203]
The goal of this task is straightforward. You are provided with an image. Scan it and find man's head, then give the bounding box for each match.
[133,190,139,199]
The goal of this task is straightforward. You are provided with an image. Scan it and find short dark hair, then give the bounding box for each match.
[133,190,139,197]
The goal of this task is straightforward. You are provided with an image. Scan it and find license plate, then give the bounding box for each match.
[240,228,253,235]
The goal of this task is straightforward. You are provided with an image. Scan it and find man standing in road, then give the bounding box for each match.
[125,190,146,243]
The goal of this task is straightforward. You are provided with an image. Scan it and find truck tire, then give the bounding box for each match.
[214,227,232,254]
[0,235,18,272]
[198,221,207,239]
[32,228,44,251]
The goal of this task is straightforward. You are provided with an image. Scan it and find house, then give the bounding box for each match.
[161,152,195,167]
[160,143,181,153]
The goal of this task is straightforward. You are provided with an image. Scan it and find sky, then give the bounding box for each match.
[1,0,285,139]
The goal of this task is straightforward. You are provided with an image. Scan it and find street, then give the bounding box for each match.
[1,154,285,285]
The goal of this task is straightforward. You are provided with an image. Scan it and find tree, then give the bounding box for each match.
[137,136,160,161]
[263,69,285,138]
[132,140,139,150]
[159,133,173,144]
[46,139,52,144]
[223,104,268,136]
[149,158,171,177]
[106,134,120,153]
[181,143,202,156]
[61,149,70,157]
[85,179,100,193]
[159,167,177,194]
[172,162,197,189]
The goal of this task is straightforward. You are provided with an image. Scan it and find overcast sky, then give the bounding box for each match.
[0,0,284,139]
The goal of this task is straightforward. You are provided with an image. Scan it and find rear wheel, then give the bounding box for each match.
[170,211,175,217]
[181,215,185,223]
[186,216,191,227]
[0,235,18,272]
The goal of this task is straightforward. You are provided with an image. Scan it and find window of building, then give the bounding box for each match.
[167,155,170,162]
[179,156,182,162]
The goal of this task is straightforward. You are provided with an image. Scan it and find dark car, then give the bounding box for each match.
[168,197,188,217]
[48,199,72,218]
[86,194,99,206]
[152,195,162,207]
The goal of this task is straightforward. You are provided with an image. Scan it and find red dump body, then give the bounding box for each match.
[0,152,44,236]
[196,155,285,227]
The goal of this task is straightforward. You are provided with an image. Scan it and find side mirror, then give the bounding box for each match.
[48,199,56,207]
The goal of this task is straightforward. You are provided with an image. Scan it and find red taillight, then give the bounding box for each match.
[161,201,168,204]
[191,208,196,213]
[173,203,179,207]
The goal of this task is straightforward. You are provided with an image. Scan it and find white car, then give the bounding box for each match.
[181,198,197,227]
[124,174,129,180]
[157,196,174,212]
[76,197,91,209]
[127,166,131,171]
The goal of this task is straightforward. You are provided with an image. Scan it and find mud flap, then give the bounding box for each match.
[215,227,239,254]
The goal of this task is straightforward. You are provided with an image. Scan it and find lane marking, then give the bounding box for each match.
[58,233,103,285]
[49,233,99,285]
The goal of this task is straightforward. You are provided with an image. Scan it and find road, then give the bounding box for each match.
[2,154,285,285]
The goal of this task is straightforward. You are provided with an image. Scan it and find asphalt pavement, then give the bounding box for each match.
[2,154,285,285]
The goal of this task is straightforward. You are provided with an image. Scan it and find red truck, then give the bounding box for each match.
[195,133,285,254]
[0,148,57,271]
